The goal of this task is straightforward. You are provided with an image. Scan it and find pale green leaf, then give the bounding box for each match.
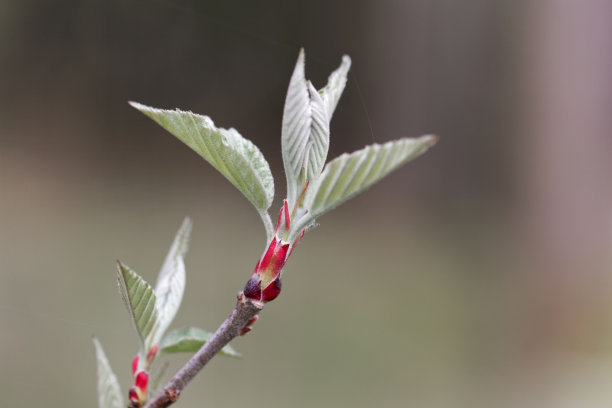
[304,135,438,219]
[281,49,330,205]
[153,217,192,343]
[130,102,274,213]
[319,55,351,119]
[117,261,159,348]
[159,327,241,358]
[93,337,124,408]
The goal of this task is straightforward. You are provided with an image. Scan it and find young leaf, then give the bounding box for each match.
[92,337,124,408]
[159,327,241,358]
[153,217,192,343]
[117,261,159,348]
[304,135,438,220]
[130,102,274,214]
[281,50,330,205]
[319,55,351,119]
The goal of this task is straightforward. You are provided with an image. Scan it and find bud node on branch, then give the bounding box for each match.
[164,388,180,402]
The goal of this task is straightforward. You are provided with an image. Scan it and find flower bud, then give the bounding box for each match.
[241,315,259,335]
[129,370,149,407]
[242,180,309,304]
[135,371,149,390]
[146,343,158,367]
[128,387,140,408]
[242,201,297,303]
[132,356,139,376]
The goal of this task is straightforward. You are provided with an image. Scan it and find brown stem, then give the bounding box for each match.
[143,296,262,408]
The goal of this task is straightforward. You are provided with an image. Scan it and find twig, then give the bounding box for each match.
[143,296,262,408]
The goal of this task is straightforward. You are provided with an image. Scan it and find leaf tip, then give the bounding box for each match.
[116,259,126,272]
[421,134,439,147]
[341,54,352,69]
[181,216,193,234]
[128,100,145,110]
[129,101,161,118]
[294,49,306,73]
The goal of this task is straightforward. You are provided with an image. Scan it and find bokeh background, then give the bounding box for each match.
[2,1,612,407]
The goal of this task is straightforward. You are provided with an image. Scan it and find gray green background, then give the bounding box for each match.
[2,1,612,407]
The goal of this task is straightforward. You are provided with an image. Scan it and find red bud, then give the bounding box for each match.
[132,356,139,376]
[146,344,158,367]
[243,202,306,303]
[261,277,282,302]
[247,315,259,326]
[135,371,149,391]
[129,387,139,403]
[259,237,278,271]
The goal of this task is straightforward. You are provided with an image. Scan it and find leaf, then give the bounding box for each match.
[281,49,330,204]
[130,102,274,213]
[304,135,438,219]
[153,217,192,343]
[159,327,241,358]
[117,261,159,348]
[93,337,124,408]
[319,55,351,119]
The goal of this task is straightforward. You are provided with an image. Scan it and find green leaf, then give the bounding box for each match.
[304,135,438,220]
[130,102,274,213]
[93,337,124,408]
[319,55,351,119]
[281,49,330,205]
[153,217,192,343]
[159,327,241,358]
[117,261,159,348]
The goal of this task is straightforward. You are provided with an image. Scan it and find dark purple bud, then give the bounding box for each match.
[243,276,262,301]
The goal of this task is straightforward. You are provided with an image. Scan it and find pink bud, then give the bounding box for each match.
[240,315,259,335]
[259,237,279,271]
[129,387,140,403]
[146,344,158,366]
[135,371,149,391]
[247,315,259,326]
[132,356,139,376]
[243,201,306,303]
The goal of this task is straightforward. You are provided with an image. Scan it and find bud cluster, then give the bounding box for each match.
[128,344,158,408]
[242,196,306,306]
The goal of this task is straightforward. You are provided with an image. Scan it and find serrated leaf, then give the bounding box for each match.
[93,337,124,408]
[159,327,241,358]
[281,49,330,205]
[153,217,192,343]
[117,261,159,348]
[319,55,351,119]
[130,102,274,213]
[304,135,438,219]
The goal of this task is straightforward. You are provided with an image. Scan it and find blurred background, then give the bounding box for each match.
[1,0,612,407]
